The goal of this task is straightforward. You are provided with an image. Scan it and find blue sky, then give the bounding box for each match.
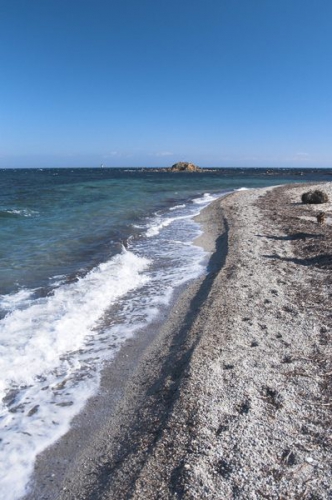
[1,0,331,168]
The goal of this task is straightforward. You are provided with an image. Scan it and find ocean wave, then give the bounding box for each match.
[146,217,176,237]
[0,289,35,315]
[48,274,67,288]
[0,249,150,500]
[192,193,218,205]
[0,208,39,218]
[169,204,186,211]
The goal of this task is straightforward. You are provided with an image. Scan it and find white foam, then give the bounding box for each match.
[146,217,176,237]
[192,192,218,205]
[235,187,249,191]
[48,274,67,287]
[0,249,150,500]
[169,204,186,211]
[3,209,38,217]
[0,289,35,314]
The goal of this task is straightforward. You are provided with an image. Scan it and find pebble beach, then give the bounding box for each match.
[25,182,332,500]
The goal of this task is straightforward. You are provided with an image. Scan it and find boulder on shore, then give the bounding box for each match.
[301,190,329,204]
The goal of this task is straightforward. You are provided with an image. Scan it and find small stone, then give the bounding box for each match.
[27,405,39,417]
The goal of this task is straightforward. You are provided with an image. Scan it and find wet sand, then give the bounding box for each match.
[24,183,332,499]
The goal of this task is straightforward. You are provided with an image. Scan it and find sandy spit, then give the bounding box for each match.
[25,183,332,500]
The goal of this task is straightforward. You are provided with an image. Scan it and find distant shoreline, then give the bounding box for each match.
[2,166,332,174]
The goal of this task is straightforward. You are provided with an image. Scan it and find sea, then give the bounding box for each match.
[0,166,331,499]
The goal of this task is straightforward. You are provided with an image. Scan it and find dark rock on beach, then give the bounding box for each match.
[301,189,329,204]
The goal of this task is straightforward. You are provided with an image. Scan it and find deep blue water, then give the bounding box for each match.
[0,166,331,499]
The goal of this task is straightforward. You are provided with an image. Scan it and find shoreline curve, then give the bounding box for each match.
[25,182,332,499]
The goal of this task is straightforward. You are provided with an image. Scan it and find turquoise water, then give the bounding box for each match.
[0,166,331,499]
[1,167,329,295]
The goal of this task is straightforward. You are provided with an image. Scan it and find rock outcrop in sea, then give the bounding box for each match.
[169,162,201,172]
[143,162,203,173]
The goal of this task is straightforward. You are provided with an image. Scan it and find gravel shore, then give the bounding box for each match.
[25,183,332,500]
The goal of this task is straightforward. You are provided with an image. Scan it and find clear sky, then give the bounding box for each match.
[1,0,331,168]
